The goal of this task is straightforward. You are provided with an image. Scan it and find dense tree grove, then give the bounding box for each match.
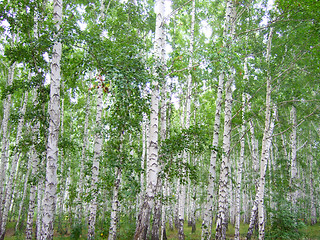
[0,0,319,239]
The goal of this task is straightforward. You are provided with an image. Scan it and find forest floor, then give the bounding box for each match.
[4,220,320,239]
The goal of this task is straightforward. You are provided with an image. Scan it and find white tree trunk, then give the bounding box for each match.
[15,160,31,232]
[0,63,15,233]
[215,3,236,238]
[290,105,298,207]
[36,159,45,240]
[87,82,104,240]
[309,127,317,225]
[215,71,234,240]
[201,73,224,240]
[0,91,28,239]
[40,0,62,238]
[25,120,40,240]
[108,167,122,240]
[234,92,247,240]
[257,28,274,240]
[134,0,164,238]
[76,94,90,222]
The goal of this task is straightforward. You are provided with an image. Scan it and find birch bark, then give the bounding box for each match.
[201,73,224,240]
[0,63,15,230]
[151,77,168,240]
[309,129,317,225]
[15,158,31,232]
[76,94,90,222]
[0,91,28,240]
[25,120,40,240]
[108,167,122,240]
[215,73,234,240]
[257,28,274,240]
[215,1,236,239]
[87,81,104,240]
[108,133,124,240]
[234,92,247,240]
[177,1,195,239]
[40,0,62,238]
[290,105,298,207]
[134,0,164,238]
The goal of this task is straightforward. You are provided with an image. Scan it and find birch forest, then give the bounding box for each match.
[0,0,320,239]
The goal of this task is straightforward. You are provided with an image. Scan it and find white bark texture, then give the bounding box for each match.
[87,84,104,240]
[0,91,28,239]
[234,92,247,240]
[26,122,40,240]
[36,161,44,240]
[215,2,236,239]
[257,28,274,240]
[76,94,90,222]
[177,1,195,238]
[151,75,168,240]
[108,167,122,240]
[290,105,298,206]
[16,159,31,232]
[309,133,317,225]
[40,0,62,238]
[215,74,234,240]
[201,73,224,240]
[0,63,15,234]
[134,0,164,239]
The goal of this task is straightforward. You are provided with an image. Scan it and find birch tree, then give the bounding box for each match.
[215,1,236,239]
[257,27,274,240]
[134,0,165,238]
[40,0,62,238]
[87,77,104,240]
[0,90,28,239]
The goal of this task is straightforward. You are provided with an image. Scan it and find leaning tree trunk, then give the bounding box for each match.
[87,79,104,240]
[134,0,164,239]
[15,158,31,232]
[0,63,15,234]
[0,91,28,240]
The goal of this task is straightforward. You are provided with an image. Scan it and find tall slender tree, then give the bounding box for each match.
[40,0,62,238]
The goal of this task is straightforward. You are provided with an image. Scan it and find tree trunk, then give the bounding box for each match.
[40,0,62,238]
[0,91,28,240]
[290,105,298,207]
[257,28,274,240]
[108,167,122,240]
[0,63,15,236]
[234,93,247,240]
[134,0,164,239]
[87,81,104,240]
[15,161,31,232]
[201,73,224,240]
[76,93,90,223]
[215,70,234,240]
[309,127,317,225]
[215,4,236,237]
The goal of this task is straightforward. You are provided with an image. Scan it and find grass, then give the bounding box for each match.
[4,220,320,239]
[166,221,249,240]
